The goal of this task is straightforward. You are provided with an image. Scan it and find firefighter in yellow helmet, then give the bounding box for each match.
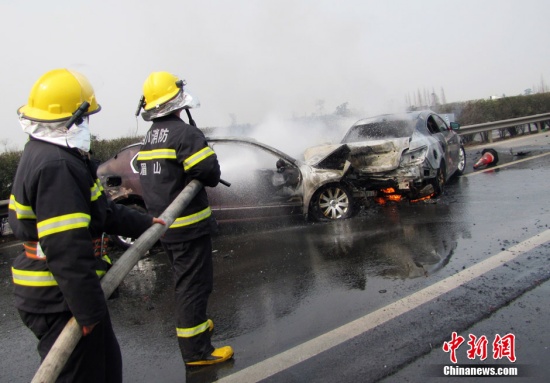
[9,68,165,382]
[136,71,233,366]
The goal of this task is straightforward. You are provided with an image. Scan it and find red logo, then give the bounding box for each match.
[443,332,516,363]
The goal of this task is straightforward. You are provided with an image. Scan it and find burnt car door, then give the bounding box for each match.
[98,143,143,203]
[207,139,304,222]
[427,114,460,177]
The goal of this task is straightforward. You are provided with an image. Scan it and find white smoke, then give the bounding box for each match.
[241,113,359,160]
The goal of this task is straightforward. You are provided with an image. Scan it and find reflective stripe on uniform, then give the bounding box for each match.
[24,238,108,261]
[183,147,215,171]
[90,179,103,201]
[137,149,177,161]
[10,182,101,221]
[12,267,107,287]
[12,267,57,287]
[170,207,212,228]
[37,213,91,238]
[9,195,36,219]
[176,320,211,338]
[23,241,46,260]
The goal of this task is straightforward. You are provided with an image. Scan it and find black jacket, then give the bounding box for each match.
[137,114,220,243]
[9,138,153,326]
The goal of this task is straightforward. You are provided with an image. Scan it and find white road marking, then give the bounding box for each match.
[216,229,550,383]
[0,241,23,250]
[465,151,550,177]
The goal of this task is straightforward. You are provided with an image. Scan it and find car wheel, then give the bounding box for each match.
[432,161,446,196]
[455,146,466,176]
[110,203,147,250]
[310,183,355,221]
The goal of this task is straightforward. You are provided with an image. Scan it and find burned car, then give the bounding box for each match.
[304,110,466,201]
[97,137,359,247]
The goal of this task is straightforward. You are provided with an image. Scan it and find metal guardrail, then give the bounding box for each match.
[458,113,550,143]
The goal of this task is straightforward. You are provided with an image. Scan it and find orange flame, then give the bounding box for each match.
[410,194,434,203]
[375,187,433,205]
[375,188,403,204]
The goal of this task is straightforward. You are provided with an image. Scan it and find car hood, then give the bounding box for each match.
[304,137,411,173]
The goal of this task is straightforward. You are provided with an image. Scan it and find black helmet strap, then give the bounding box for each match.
[65,101,90,129]
[185,109,196,127]
[135,96,145,117]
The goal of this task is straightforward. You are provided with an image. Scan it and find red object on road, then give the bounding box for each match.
[473,148,499,169]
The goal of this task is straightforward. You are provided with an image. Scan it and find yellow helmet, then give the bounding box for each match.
[142,71,184,111]
[18,68,101,122]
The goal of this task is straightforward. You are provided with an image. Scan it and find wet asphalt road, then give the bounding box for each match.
[1,133,550,382]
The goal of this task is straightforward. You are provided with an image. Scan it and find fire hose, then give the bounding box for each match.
[31,179,205,383]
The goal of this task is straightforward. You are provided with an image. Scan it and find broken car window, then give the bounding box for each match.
[342,120,416,143]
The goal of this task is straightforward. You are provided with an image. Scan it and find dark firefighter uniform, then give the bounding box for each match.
[137,113,221,363]
[9,138,154,382]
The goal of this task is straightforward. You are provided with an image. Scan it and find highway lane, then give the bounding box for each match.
[0,133,549,382]
[209,145,550,383]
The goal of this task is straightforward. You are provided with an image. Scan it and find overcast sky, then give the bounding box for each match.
[1,0,549,151]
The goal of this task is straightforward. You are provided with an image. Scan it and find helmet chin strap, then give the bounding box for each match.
[185,109,196,127]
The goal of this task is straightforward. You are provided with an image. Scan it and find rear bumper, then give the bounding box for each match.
[348,163,438,199]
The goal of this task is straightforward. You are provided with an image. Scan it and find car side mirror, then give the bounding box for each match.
[106,176,122,187]
[450,122,460,130]
[276,158,286,173]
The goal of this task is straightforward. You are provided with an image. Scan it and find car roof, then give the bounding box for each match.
[206,136,300,165]
[352,110,434,126]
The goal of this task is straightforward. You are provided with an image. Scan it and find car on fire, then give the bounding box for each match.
[303,110,466,201]
[98,111,465,247]
[97,137,361,248]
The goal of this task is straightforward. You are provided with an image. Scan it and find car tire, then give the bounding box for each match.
[432,161,446,196]
[455,146,466,176]
[110,203,147,250]
[309,183,355,221]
